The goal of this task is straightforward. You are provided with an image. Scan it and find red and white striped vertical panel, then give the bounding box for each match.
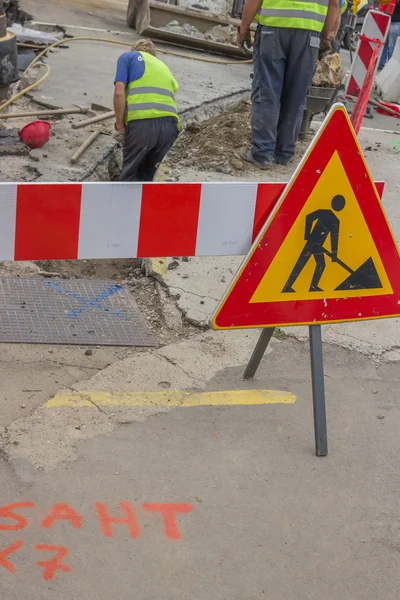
[0,181,385,261]
[346,10,391,98]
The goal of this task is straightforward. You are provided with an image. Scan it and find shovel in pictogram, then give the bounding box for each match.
[322,249,383,291]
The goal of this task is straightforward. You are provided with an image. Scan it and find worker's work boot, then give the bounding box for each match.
[241,148,272,171]
[274,156,294,166]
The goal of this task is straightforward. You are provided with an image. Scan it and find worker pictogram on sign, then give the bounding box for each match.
[212,104,400,330]
[280,194,383,294]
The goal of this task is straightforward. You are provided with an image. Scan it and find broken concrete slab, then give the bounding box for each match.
[0,128,28,156]
[27,24,251,120]
[9,22,60,43]
[0,102,121,182]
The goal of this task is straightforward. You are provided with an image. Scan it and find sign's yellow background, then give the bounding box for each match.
[251,152,392,304]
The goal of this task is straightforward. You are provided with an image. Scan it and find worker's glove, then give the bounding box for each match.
[319,37,332,59]
[113,124,125,144]
[237,29,252,54]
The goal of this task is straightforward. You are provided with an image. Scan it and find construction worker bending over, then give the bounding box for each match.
[238,0,340,168]
[114,39,179,181]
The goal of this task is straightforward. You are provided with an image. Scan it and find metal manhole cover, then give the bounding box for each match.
[0,277,157,347]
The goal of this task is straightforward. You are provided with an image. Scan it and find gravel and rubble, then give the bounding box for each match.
[164,99,311,177]
[163,20,237,45]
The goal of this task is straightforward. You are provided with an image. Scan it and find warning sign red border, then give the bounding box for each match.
[212,105,400,330]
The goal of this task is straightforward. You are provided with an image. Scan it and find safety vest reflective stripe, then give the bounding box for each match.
[258,8,326,23]
[126,102,178,114]
[255,0,328,32]
[127,86,175,100]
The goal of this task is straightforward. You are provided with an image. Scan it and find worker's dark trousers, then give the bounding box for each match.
[251,25,319,164]
[118,116,178,182]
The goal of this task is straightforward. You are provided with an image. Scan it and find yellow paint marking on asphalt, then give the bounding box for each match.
[42,389,296,408]
[150,257,167,280]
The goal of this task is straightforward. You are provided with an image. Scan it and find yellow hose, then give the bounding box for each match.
[0,63,50,113]
[23,36,251,76]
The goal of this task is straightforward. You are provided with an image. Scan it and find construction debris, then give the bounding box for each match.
[0,128,28,156]
[179,0,232,14]
[163,20,237,45]
[312,53,342,88]
[9,23,60,45]
[164,99,313,178]
[3,0,31,26]
[167,100,252,174]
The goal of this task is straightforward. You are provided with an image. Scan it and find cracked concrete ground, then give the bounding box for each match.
[0,2,396,597]
[1,331,400,599]
[3,329,264,470]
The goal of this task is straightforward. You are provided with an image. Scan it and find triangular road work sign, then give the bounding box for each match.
[212,104,400,330]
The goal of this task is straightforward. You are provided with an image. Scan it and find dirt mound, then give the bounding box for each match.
[313,53,342,88]
[168,100,252,174]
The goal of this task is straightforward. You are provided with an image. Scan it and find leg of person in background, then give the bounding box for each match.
[137,118,178,182]
[379,22,400,69]
[247,26,286,166]
[386,21,400,63]
[379,37,390,70]
[274,29,319,165]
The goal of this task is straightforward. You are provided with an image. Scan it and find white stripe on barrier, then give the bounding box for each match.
[78,183,143,259]
[368,14,386,46]
[195,183,258,256]
[352,59,367,87]
[0,184,17,261]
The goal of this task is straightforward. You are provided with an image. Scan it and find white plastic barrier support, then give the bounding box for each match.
[375,37,400,103]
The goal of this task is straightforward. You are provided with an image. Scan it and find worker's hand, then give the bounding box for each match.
[237,28,252,54]
[319,37,332,59]
[113,124,125,144]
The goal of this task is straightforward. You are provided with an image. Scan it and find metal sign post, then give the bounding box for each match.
[309,325,328,457]
[244,324,328,456]
[243,328,275,380]
[212,105,400,457]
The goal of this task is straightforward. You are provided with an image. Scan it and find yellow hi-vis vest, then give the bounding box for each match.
[125,52,179,128]
[255,0,329,32]
[341,0,348,14]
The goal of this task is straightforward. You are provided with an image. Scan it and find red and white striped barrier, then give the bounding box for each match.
[0,181,385,261]
[346,9,391,98]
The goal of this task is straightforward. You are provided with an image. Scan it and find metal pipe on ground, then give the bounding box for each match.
[72,111,115,129]
[0,107,90,119]
[71,129,101,163]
